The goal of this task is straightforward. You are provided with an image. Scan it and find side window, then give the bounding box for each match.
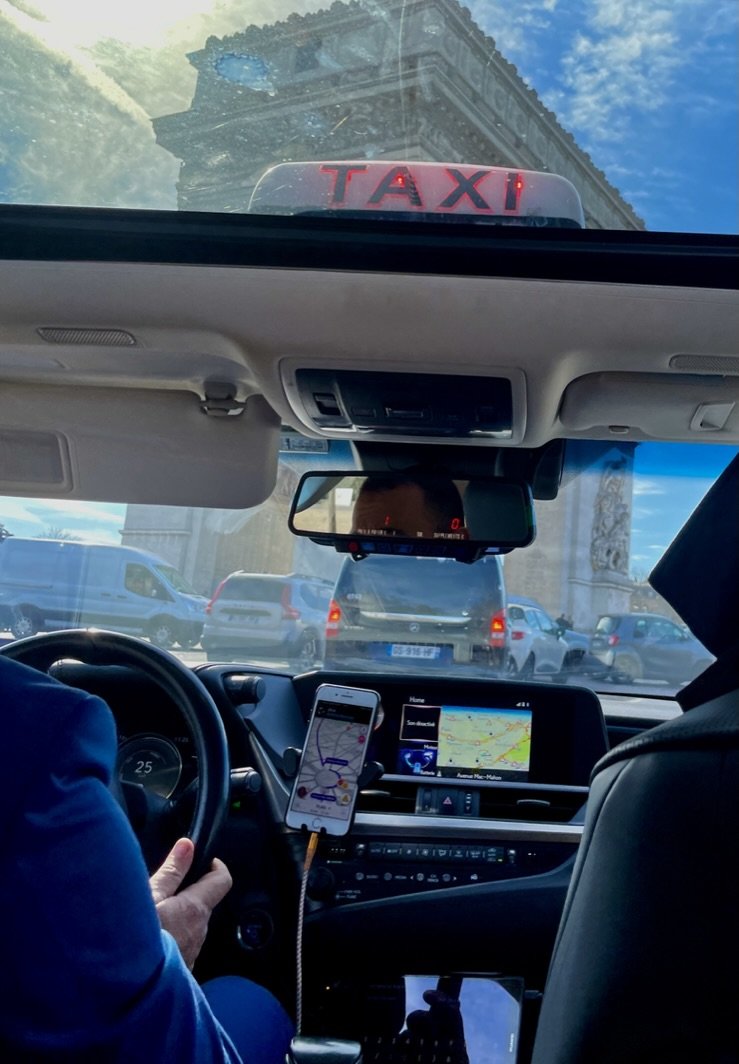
[299,584,318,610]
[509,606,525,622]
[633,618,649,639]
[524,609,541,629]
[539,611,558,635]
[652,619,682,641]
[125,564,154,598]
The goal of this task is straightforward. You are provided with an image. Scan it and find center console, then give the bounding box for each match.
[281,674,606,909]
[240,671,608,1063]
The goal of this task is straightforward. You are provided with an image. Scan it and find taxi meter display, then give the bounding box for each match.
[249,160,585,227]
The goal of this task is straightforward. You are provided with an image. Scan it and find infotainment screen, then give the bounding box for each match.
[310,672,609,787]
[397,702,532,782]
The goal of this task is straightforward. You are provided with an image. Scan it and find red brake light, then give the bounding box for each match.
[607,634,620,647]
[206,578,227,615]
[326,598,342,638]
[281,584,300,621]
[489,609,506,649]
[511,630,525,641]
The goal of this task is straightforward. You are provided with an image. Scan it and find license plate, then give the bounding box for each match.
[390,644,441,660]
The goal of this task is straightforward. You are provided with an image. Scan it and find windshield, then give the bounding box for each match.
[154,564,200,596]
[0,439,735,699]
[1,1,735,234]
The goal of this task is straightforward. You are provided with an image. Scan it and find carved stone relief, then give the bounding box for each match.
[591,458,631,575]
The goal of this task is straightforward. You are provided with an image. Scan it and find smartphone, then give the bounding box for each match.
[286,684,380,836]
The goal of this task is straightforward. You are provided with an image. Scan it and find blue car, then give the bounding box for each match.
[590,612,713,684]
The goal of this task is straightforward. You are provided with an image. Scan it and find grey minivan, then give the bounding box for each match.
[0,538,208,648]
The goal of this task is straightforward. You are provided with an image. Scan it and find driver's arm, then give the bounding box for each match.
[0,655,241,1062]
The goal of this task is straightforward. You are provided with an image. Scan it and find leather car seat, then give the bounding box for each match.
[531,691,739,1063]
[532,453,739,1064]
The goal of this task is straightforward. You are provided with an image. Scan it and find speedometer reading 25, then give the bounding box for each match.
[117,736,183,799]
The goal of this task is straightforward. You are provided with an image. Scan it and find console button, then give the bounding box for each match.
[384,844,402,859]
[451,846,468,860]
[401,844,419,859]
[433,846,451,860]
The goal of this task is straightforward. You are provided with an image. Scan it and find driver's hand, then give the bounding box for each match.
[149,837,232,970]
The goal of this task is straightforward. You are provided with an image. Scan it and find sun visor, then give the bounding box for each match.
[649,453,739,659]
[0,384,280,509]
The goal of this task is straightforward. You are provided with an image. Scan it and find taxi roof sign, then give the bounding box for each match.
[249,160,585,227]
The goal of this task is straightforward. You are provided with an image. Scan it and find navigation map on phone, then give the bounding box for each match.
[290,699,373,824]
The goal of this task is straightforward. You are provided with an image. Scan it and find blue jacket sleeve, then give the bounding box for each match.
[0,656,242,1062]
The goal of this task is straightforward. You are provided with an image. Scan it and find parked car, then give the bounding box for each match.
[202,572,333,665]
[506,597,569,677]
[324,554,508,673]
[590,612,714,684]
[0,537,207,648]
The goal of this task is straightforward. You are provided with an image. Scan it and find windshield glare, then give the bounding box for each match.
[0,439,734,700]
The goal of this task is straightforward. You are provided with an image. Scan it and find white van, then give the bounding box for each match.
[0,538,208,648]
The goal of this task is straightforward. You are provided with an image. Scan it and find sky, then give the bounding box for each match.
[4,0,737,232]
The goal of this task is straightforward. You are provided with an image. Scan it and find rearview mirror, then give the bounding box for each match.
[288,472,535,561]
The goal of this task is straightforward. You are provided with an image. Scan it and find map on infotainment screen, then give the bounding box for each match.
[397,703,532,782]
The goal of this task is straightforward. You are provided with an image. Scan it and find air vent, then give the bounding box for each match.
[670,354,739,374]
[478,786,586,824]
[37,327,137,346]
[356,779,417,815]
[355,780,586,823]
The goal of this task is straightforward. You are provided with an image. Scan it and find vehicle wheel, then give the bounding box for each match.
[148,618,178,649]
[612,652,643,682]
[177,624,202,650]
[11,609,40,640]
[562,649,584,672]
[505,655,519,676]
[291,631,319,669]
[520,653,535,678]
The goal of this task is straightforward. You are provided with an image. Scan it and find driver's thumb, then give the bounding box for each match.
[150,837,195,903]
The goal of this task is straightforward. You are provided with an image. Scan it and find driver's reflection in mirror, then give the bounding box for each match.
[351,476,469,540]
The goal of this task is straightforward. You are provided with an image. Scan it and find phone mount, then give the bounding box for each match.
[282,746,384,794]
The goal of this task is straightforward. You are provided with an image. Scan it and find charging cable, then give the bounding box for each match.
[295,830,320,1035]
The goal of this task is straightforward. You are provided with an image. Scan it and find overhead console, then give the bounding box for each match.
[282,367,526,445]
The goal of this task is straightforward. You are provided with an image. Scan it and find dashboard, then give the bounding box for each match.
[46,658,619,1035]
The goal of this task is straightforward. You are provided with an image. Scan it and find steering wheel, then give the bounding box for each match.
[0,629,230,880]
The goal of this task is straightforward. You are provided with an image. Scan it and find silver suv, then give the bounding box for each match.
[202,572,333,666]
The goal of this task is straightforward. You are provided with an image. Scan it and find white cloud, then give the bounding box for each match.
[548,0,738,153]
[633,479,667,496]
[25,500,124,525]
[0,499,45,528]
[0,497,125,543]
[553,2,681,143]
[468,0,560,59]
